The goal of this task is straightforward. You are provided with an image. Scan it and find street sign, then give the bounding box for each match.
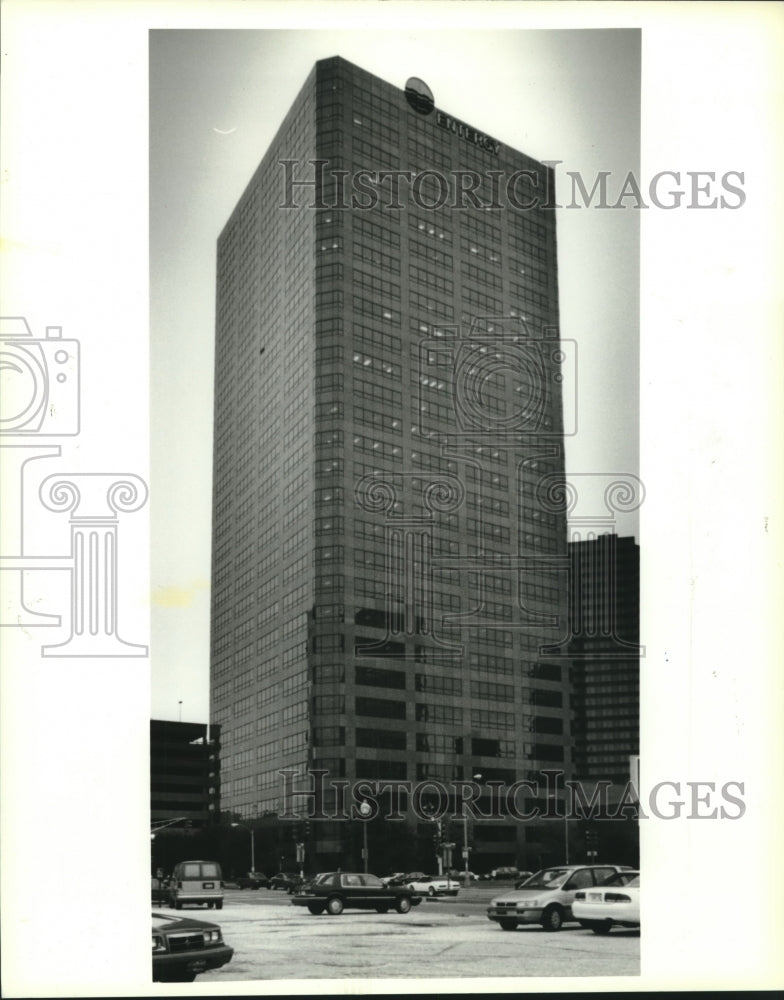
[461,848,469,859]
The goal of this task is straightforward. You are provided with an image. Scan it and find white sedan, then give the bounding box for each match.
[405,875,459,897]
[572,871,639,934]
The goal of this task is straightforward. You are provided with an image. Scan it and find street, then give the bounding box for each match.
[181,885,639,983]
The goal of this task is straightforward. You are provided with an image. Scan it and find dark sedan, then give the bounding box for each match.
[292,871,422,915]
[235,871,269,889]
[152,911,233,983]
[269,872,303,893]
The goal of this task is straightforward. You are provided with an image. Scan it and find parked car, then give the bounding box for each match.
[380,872,406,886]
[235,871,268,890]
[269,872,303,893]
[572,871,640,934]
[487,864,631,932]
[385,871,425,887]
[491,866,520,880]
[152,910,233,982]
[405,874,459,897]
[447,869,478,881]
[291,871,422,915]
[167,859,224,910]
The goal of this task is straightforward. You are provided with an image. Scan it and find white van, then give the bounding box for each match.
[168,859,224,910]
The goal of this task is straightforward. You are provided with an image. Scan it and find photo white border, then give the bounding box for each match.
[1,1,782,995]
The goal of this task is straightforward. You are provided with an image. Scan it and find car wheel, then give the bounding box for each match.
[427,886,436,897]
[396,896,412,914]
[499,918,517,931]
[541,905,564,932]
[175,900,183,910]
[591,922,612,935]
[307,903,325,915]
[216,900,223,910]
[326,896,344,915]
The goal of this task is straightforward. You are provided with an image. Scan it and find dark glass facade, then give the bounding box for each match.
[211,57,574,868]
[568,534,641,782]
[150,720,222,826]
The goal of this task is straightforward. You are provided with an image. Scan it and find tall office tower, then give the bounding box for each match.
[211,57,573,871]
[568,534,640,784]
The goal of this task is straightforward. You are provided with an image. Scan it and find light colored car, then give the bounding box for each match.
[487,864,629,932]
[406,874,459,897]
[572,871,640,934]
[167,859,224,910]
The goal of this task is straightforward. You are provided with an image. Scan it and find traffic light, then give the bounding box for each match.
[583,824,599,858]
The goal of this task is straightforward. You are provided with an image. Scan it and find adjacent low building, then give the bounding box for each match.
[150,720,221,829]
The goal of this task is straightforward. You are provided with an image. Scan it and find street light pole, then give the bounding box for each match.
[231,822,255,872]
[548,793,569,864]
[463,772,482,886]
[358,801,371,873]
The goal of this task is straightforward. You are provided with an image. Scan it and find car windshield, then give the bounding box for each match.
[600,870,640,886]
[627,875,640,887]
[518,868,570,890]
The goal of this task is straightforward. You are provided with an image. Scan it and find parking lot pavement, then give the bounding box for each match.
[191,897,640,983]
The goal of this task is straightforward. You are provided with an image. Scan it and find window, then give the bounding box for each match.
[415,704,462,725]
[416,733,462,754]
[534,715,564,734]
[356,728,406,750]
[355,697,406,720]
[313,725,345,747]
[470,709,514,730]
[415,673,462,696]
[356,759,407,779]
[313,693,345,713]
[352,351,401,381]
[313,634,344,653]
[355,665,406,690]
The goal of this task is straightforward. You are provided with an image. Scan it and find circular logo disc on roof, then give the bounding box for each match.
[405,77,434,115]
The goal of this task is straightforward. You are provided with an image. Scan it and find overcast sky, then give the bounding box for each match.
[150,28,641,723]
